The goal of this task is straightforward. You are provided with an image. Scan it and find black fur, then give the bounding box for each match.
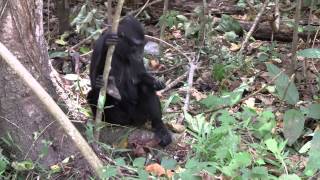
[87,16,172,147]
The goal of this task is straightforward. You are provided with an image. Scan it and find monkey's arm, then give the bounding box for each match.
[138,73,166,91]
[90,32,118,89]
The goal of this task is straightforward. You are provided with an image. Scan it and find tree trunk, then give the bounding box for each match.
[0,0,78,167]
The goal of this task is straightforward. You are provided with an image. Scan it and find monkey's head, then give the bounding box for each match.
[115,15,145,63]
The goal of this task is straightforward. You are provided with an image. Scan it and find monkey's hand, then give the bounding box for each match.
[153,79,166,91]
[104,33,119,46]
[95,75,121,100]
[95,75,104,89]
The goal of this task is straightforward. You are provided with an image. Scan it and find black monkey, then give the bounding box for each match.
[87,16,172,147]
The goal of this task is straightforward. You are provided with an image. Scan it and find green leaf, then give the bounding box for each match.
[224,31,238,42]
[137,169,149,179]
[253,111,276,139]
[115,158,126,166]
[222,152,251,176]
[279,174,301,180]
[12,160,34,171]
[251,166,268,178]
[266,63,299,105]
[161,157,177,169]
[0,155,8,175]
[216,14,243,35]
[101,166,117,179]
[212,64,226,81]
[283,109,305,145]
[200,95,225,108]
[55,39,67,46]
[176,14,188,22]
[299,140,312,154]
[297,48,320,58]
[49,51,68,58]
[306,104,320,119]
[163,93,181,112]
[80,46,91,54]
[133,157,145,168]
[265,138,279,155]
[304,131,320,176]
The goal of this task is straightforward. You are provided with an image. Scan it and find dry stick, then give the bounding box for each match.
[159,71,188,94]
[129,0,163,16]
[94,0,125,140]
[238,0,269,55]
[0,42,103,177]
[70,27,108,50]
[182,0,207,119]
[290,0,301,76]
[309,25,320,75]
[106,0,113,24]
[159,0,169,55]
[304,0,314,78]
[150,62,188,74]
[134,0,150,17]
[145,35,191,61]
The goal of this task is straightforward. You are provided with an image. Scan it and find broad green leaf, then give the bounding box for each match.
[137,169,149,179]
[49,51,68,58]
[12,160,34,171]
[0,155,8,175]
[306,104,320,119]
[133,157,146,168]
[185,113,210,134]
[251,166,268,178]
[299,140,312,154]
[279,174,301,180]
[163,93,181,112]
[80,46,91,54]
[304,131,320,176]
[200,95,224,108]
[266,63,299,105]
[297,48,320,58]
[55,39,67,46]
[216,14,243,35]
[101,166,117,179]
[224,31,238,42]
[253,111,276,139]
[161,158,177,169]
[176,14,188,22]
[265,138,279,154]
[115,158,126,166]
[283,109,305,145]
[222,152,251,176]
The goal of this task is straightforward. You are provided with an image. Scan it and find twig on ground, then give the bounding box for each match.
[145,35,191,62]
[159,71,188,94]
[238,0,269,55]
[134,0,150,17]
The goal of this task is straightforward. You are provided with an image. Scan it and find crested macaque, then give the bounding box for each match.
[87,16,172,147]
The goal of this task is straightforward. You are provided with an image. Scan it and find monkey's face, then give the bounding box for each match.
[116,33,145,63]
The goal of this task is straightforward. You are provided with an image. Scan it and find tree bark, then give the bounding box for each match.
[0,0,78,167]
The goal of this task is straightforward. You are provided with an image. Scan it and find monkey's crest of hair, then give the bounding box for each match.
[118,15,145,44]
